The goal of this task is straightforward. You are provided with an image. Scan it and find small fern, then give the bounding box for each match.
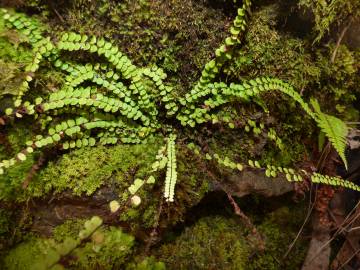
[311,99,348,169]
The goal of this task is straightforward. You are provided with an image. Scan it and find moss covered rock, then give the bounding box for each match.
[154,203,308,270]
[155,215,250,270]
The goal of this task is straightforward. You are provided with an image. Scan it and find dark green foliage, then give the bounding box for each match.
[299,0,360,42]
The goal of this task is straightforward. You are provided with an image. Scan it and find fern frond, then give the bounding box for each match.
[164,134,177,202]
[179,0,252,106]
[311,99,348,169]
[210,153,360,192]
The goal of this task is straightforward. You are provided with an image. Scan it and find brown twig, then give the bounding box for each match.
[227,192,253,229]
[306,200,360,264]
[331,17,353,63]
[226,192,265,250]
[328,209,360,263]
[283,182,318,259]
[52,8,65,23]
[337,248,360,270]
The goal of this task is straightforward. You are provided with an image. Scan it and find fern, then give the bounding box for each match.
[210,153,360,192]
[311,99,348,169]
[0,3,354,202]
[177,77,316,126]
[179,1,252,107]
[164,134,177,202]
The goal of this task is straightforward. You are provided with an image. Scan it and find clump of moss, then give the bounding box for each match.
[3,236,54,270]
[0,123,37,201]
[3,222,135,270]
[119,143,210,231]
[152,198,308,270]
[248,206,309,270]
[52,218,86,242]
[154,215,250,270]
[71,226,134,270]
[27,136,162,197]
[126,256,166,270]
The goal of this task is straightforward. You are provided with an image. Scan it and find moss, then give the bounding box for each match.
[27,136,162,197]
[248,206,308,270]
[126,256,166,270]
[299,0,360,42]
[52,218,86,242]
[0,14,34,97]
[3,222,135,270]
[71,226,134,270]
[118,143,210,231]
[225,5,320,91]
[155,215,250,270]
[215,3,359,167]
[53,219,136,269]
[0,123,36,201]
[314,44,360,119]
[225,3,359,119]
[2,236,54,270]
[153,197,308,270]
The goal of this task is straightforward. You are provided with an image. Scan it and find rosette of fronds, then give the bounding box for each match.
[0,8,175,172]
[0,0,355,202]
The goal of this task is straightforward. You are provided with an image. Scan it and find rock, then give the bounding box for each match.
[225,169,295,198]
